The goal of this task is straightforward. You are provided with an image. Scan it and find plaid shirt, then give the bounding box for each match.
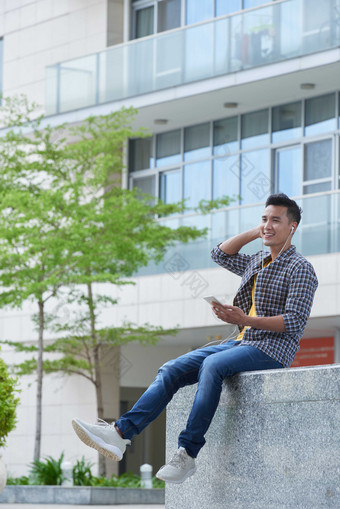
[211,245,318,367]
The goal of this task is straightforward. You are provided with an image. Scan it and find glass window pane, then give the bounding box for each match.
[211,208,240,245]
[277,147,301,197]
[240,148,270,204]
[304,0,330,32]
[272,102,302,143]
[135,6,154,38]
[305,94,336,136]
[59,55,97,112]
[216,0,240,16]
[156,130,181,167]
[303,181,331,194]
[183,161,211,210]
[160,170,181,204]
[158,0,181,32]
[132,175,156,196]
[213,117,238,155]
[184,123,210,161]
[186,0,213,24]
[129,138,153,171]
[279,1,301,57]
[213,156,240,202]
[185,23,214,81]
[243,0,267,7]
[304,139,332,181]
[301,194,330,256]
[241,110,269,149]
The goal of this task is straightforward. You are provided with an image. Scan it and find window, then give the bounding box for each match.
[303,139,332,194]
[129,93,339,213]
[305,94,336,136]
[129,138,153,171]
[184,123,210,161]
[156,130,181,167]
[277,146,302,197]
[241,109,269,149]
[240,149,270,204]
[216,0,241,16]
[186,0,213,24]
[129,93,340,274]
[183,161,211,209]
[213,117,238,155]
[272,102,302,143]
[132,0,181,39]
[133,175,156,196]
[135,5,155,38]
[131,0,271,40]
[213,155,240,201]
[243,0,268,8]
[160,170,181,203]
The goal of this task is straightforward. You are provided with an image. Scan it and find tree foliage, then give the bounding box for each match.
[0,95,232,471]
[0,356,20,447]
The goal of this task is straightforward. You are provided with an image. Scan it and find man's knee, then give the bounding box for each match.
[157,358,179,380]
[199,355,224,378]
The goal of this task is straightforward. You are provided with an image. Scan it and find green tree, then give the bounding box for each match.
[0,96,79,461]
[0,96,231,472]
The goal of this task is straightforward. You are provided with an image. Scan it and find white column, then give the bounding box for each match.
[123,0,131,42]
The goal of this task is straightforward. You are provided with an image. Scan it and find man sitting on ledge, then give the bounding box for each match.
[72,193,318,484]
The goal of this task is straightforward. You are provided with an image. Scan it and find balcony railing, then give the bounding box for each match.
[46,0,340,115]
[137,190,340,276]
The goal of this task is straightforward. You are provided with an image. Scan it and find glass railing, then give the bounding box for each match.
[137,191,340,276]
[46,0,340,115]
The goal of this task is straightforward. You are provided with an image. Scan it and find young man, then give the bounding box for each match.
[72,193,318,484]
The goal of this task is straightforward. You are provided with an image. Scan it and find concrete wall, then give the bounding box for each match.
[0,0,110,109]
[165,364,340,509]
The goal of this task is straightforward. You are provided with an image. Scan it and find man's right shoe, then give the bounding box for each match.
[156,447,197,484]
[72,418,130,461]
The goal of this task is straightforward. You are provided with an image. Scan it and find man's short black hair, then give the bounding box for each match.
[265,193,302,225]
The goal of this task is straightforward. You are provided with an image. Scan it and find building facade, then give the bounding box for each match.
[0,0,339,476]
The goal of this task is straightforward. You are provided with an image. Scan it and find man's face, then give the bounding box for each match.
[260,205,297,248]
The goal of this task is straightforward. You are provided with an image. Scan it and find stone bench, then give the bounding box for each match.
[165,365,340,509]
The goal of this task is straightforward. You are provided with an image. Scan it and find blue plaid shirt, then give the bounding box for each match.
[211,245,318,367]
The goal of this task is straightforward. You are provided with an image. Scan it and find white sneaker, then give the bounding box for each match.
[156,447,197,484]
[72,418,131,461]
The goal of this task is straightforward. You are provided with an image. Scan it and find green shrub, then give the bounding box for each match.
[92,471,141,488]
[0,357,20,447]
[29,452,65,485]
[72,457,94,486]
[6,475,31,485]
[8,453,165,489]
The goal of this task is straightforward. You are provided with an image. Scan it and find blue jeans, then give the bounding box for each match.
[116,340,282,458]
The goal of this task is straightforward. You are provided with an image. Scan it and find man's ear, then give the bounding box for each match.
[290,222,298,234]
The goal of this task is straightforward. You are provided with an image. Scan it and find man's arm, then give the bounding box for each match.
[212,304,285,332]
[211,226,262,276]
[219,226,261,254]
[213,262,318,333]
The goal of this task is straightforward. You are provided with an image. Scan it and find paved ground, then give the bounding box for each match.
[0,505,165,509]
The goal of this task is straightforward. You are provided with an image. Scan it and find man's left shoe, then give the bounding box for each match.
[156,447,197,484]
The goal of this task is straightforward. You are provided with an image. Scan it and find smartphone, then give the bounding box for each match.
[203,296,223,306]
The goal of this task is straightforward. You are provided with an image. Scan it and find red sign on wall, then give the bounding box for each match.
[291,337,334,368]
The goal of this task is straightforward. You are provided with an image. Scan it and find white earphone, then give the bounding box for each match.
[291,226,294,233]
